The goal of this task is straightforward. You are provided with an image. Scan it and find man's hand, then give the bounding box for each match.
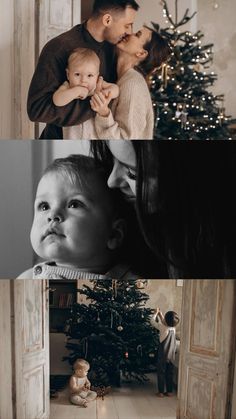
[90,91,111,117]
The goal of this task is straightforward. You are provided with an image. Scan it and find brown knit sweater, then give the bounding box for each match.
[27,22,116,139]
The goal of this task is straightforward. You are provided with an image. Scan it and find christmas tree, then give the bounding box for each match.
[150,0,234,140]
[64,279,159,387]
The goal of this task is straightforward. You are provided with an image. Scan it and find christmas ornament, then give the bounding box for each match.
[181,109,188,129]
[137,344,143,356]
[117,325,123,332]
[125,351,129,358]
[175,104,182,119]
[149,353,155,358]
[112,279,117,299]
[136,280,145,289]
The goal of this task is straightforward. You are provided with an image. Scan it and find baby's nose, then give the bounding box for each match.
[80,75,87,84]
[48,210,63,223]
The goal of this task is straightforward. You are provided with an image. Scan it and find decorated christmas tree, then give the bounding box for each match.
[64,279,159,387]
[150,0,234,140]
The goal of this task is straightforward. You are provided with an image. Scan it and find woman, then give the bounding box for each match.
[91,140,234,278]
[66,27,171,140]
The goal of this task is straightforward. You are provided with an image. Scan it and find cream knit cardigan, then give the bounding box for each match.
[63,68,154,140]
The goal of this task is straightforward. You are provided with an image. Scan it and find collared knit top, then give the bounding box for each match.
[17,261,139,280]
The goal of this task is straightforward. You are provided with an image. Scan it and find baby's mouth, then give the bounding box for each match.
[42,227,65,241]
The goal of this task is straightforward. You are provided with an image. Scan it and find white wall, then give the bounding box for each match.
[0,141,33,278]
[198,0,236,118]
[135,0,197,32]
[50,140,90,159]
[0,0,14,139]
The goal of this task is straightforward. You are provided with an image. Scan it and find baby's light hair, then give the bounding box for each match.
[42,154,125,224]
[73,359,90,370]
[67,48,100,71]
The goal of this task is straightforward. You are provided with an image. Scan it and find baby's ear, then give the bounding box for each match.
[107,218,126,250]
[66,68,69,79]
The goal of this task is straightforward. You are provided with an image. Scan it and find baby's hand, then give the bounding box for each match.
[75,85,89,100]
[90,91,111,117]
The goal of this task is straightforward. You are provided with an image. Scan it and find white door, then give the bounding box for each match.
[177,280,236,419]
[38,0,81,58]
[14,280,49,419]
[37,0,81,136]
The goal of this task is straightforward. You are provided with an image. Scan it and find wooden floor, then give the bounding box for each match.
[50,374,177,419]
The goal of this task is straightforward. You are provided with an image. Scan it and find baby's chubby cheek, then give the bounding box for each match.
[30,223,43,254]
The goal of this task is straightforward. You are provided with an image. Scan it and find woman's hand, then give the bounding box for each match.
[90,91,111,118]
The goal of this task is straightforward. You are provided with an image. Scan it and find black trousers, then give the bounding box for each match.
[156,359,174,393]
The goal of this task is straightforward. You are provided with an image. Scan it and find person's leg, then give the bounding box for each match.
[86,390,97,401]
[165,361,174,395]
[70,394,88,407]
[156,359,165,395]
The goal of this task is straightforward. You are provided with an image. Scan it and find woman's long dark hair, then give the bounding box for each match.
[136,30,171,77]
[90,141,234,279]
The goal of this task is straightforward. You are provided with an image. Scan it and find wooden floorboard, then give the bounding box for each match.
[50,374,177,419]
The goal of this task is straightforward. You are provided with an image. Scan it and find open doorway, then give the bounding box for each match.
[49,279,182,419]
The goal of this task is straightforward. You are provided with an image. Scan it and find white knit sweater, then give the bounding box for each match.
[63,68,154,140]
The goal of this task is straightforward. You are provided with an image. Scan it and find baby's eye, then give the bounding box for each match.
[75,72,80,77]
[127,168,137,181]
[68,199,85,209]
[37,202,49,211]
[88,74,94,78]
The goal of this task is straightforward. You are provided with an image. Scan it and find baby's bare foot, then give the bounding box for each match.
[82,400,88,407]
[156,392,164,398]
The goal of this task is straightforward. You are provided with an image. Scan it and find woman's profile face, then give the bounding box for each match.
[106,141,137,202]
[116,27,152,56]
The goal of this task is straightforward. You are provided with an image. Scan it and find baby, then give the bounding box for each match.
[53,47,119,107]
[69,359,97,407]
[17,154,136,280]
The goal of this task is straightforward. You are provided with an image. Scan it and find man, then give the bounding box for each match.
[27,0,139,138]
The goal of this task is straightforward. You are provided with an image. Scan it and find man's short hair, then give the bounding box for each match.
[92,0,139,16]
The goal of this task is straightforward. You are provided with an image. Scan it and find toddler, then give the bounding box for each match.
[52,48,119,139]
[69,359,97,407]
[151,308,180,397]
[17,155,136,280]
